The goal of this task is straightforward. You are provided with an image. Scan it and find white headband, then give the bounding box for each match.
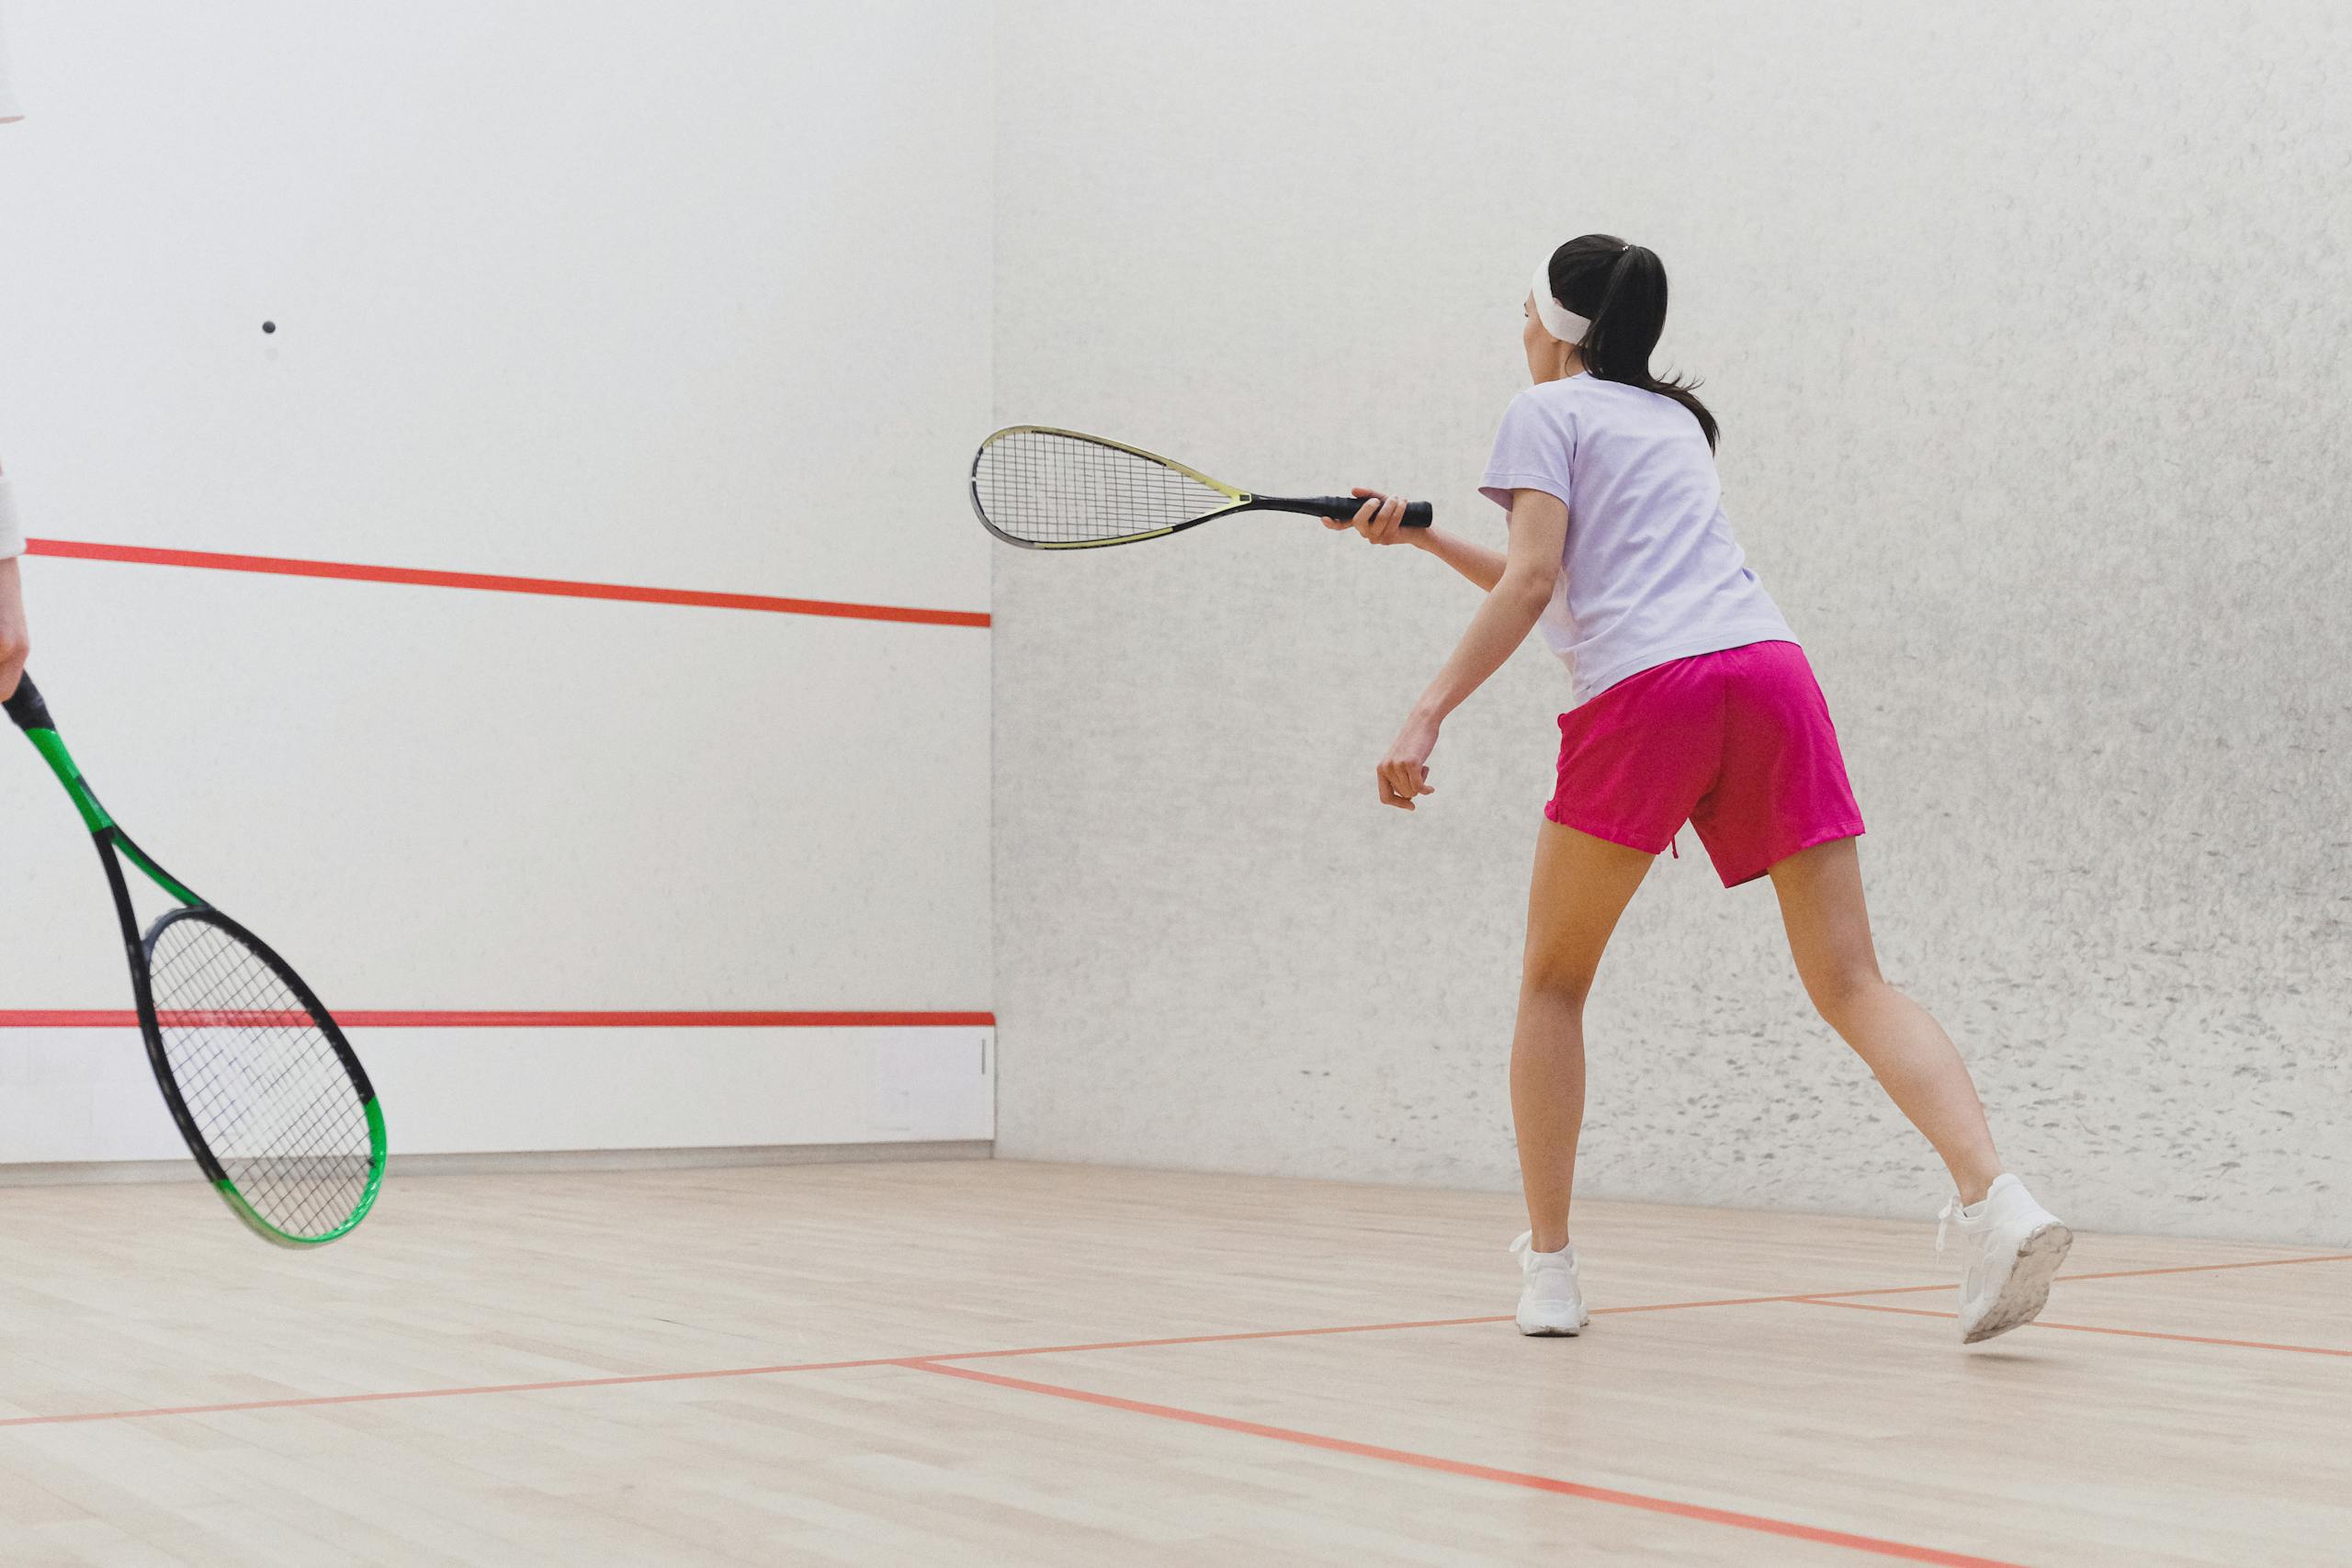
[1531,260,1590,345]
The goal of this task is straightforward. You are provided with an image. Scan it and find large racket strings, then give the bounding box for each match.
[145,912,376,1240]
[973,429,1236,546]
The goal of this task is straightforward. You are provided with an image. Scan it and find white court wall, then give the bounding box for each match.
[991,2,2352,1243]
[0,2,995,1163]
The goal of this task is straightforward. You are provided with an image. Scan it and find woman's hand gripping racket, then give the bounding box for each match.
[6,675,385,1247]
[969,426,1433,548]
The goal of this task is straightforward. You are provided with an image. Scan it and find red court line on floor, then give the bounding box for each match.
[926,1314,1510,1360]
[0,1010,995,1028]
[0,1356,912,1428]
[1589,1291,1834,1314]
[0,1294,1839,1429]
[5,1247,2340,1430]
[909,1360,2027,1567]
[2055,1252,2352,1283]
[1811,1250,2352,1301]
[0,1309,1621,1429]
[26,537,990,628]
[1800,1297,2352,1358]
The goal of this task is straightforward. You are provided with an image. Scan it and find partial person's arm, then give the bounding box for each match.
[2,14,35,701]
[0,0,24,125]
[1412,526,1510,592]
[1374,488,1569,810]
[1327,487,1510,591]
[0,466,28,700]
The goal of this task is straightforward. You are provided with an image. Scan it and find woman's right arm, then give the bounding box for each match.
[1327,489,1510,591]
[1410,526,1510,592]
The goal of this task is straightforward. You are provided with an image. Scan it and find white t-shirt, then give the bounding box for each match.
[1480,373,1794,706]
[0,3,23,124]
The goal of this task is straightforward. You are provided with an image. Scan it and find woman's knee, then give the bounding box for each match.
[1805,964,1888,1032]
[1521,951,1598,1008]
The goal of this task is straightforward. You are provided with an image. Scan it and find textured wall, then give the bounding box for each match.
[993,1,2352,1242]
[0,1,995,1160]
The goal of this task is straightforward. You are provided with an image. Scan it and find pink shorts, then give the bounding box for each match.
[1545,640,1865,888]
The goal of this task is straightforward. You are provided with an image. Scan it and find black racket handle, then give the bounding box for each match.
[3,671,51,732]
[1258,496,1435,527]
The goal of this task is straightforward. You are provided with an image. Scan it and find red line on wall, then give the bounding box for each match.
[0,1010,994,1029]
[26,538,990,629]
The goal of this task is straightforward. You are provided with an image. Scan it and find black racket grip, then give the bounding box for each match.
[1287,497,1436,527]
[4,672,53,732]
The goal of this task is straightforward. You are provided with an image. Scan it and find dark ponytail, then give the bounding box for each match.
[1545,234,1719,451]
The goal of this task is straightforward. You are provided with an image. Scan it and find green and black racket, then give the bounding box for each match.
[6,674,385,1247]
[970,425,1434,548]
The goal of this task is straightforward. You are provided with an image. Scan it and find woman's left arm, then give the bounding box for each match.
[0,463,26,701]
[1375,488,1568,810]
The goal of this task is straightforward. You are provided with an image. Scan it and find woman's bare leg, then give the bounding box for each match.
[1768,838,2003,1203]
[1513,821,1654,1252]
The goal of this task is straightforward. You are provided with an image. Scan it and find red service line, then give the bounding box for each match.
[0,1010,995,1029]
[26,537,989,629]
[1800,1296,2352,1358]
[3,1247,2343,1433]
[909,1360,2030,1567]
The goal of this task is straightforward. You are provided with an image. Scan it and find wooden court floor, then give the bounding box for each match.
[0,1159,2345,1566]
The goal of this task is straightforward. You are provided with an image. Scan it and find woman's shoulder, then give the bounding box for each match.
[1527,374,1693,434]
[1501,378,1586,428]
[1511,374,1632,417]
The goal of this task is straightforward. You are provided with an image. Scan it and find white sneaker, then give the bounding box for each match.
[1509,1231,1588,1336]
[1939,1173,2073,1344]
